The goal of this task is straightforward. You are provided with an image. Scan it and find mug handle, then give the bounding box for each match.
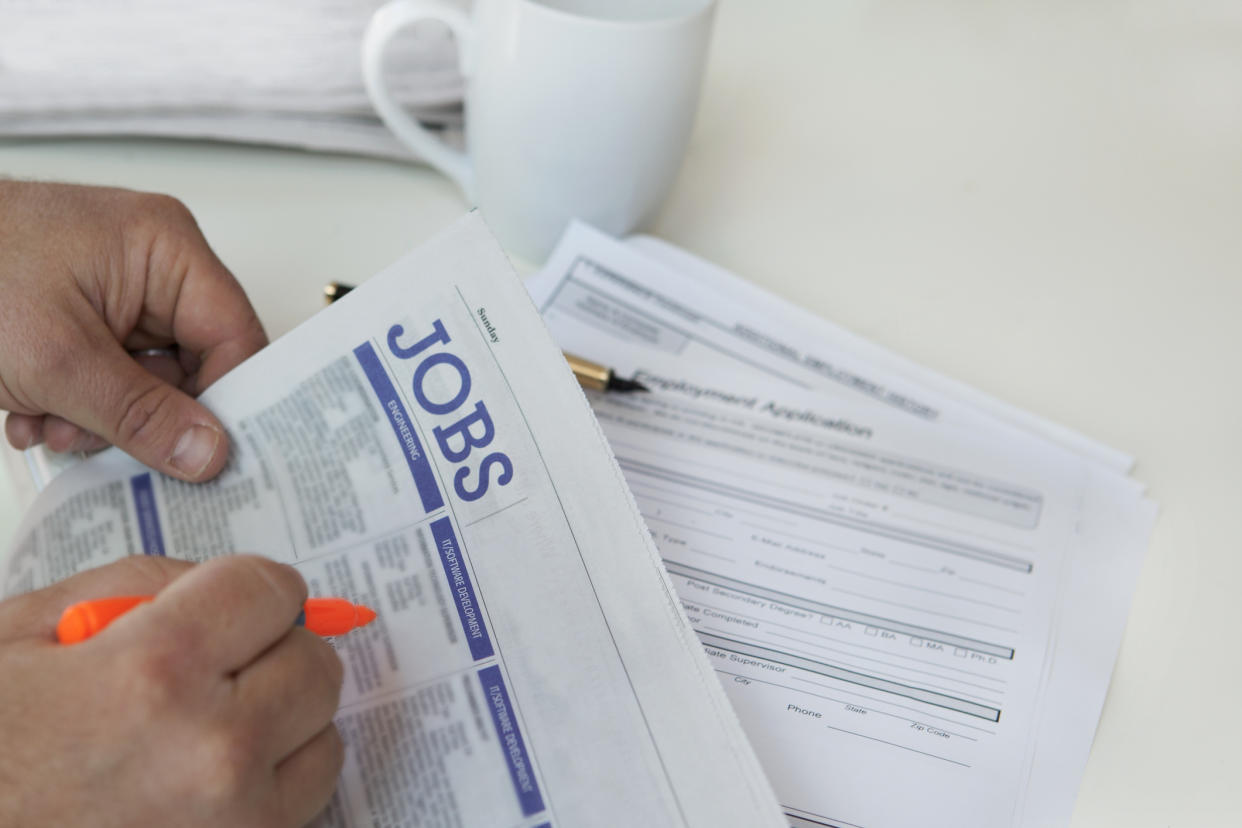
[362,0,475,198]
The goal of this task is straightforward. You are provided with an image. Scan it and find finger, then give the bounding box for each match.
[0,555,195,642]
[39,320,230,482]
[121,330,176,351]
[136,209,267,394]
[177,346,203,381]
[122,555,308,674]
[235,627,344,762]
[131,351,188,388]
[5,412,44,449]
[41,416,108,454]
[172,263,267,393]
[274,724,345,828]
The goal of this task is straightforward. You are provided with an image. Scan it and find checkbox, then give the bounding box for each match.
[865,627,878,636]
[954,648,967,657]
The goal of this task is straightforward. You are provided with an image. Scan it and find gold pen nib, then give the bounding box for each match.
[564,352,649,393]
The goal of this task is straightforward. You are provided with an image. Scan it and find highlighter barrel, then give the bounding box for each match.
[56,595,152,644]
[56,594,378,644]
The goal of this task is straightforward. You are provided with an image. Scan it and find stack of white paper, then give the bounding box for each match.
[0,0,465,159]
[527,223,1157,828]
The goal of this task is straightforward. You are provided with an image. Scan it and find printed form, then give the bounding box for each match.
[527,224,1155,828]
[2,215,787,828]
[625,234,1136,476]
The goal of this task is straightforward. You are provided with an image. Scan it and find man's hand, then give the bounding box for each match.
[0,181,267,481]
[0,555,345,828]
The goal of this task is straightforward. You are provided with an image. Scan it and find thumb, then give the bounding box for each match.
[48,334,230,483]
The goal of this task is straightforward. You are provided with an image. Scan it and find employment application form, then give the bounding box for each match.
[528,224,1155,828]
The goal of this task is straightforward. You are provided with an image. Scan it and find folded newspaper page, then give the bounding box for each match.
[1,213,785,828]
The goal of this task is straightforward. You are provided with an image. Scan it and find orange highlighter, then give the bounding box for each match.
[57,595,378,644]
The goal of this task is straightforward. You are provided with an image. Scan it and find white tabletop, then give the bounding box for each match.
[2,1,1240,825]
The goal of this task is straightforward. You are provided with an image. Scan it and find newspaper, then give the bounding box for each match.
[1,214,785,828]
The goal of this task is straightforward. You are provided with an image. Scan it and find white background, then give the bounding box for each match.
[2,1,1240,825]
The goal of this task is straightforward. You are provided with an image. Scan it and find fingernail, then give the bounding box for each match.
[169,425,221,479]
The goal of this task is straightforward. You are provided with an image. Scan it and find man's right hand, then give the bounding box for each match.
[0,555,345,828]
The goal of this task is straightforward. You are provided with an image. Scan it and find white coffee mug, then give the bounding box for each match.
[363,0,716,260]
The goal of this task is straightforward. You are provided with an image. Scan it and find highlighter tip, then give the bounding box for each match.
[356,604,378,627]
[56,606,91,645]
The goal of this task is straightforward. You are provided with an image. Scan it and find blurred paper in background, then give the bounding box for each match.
[0,0,467,159]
